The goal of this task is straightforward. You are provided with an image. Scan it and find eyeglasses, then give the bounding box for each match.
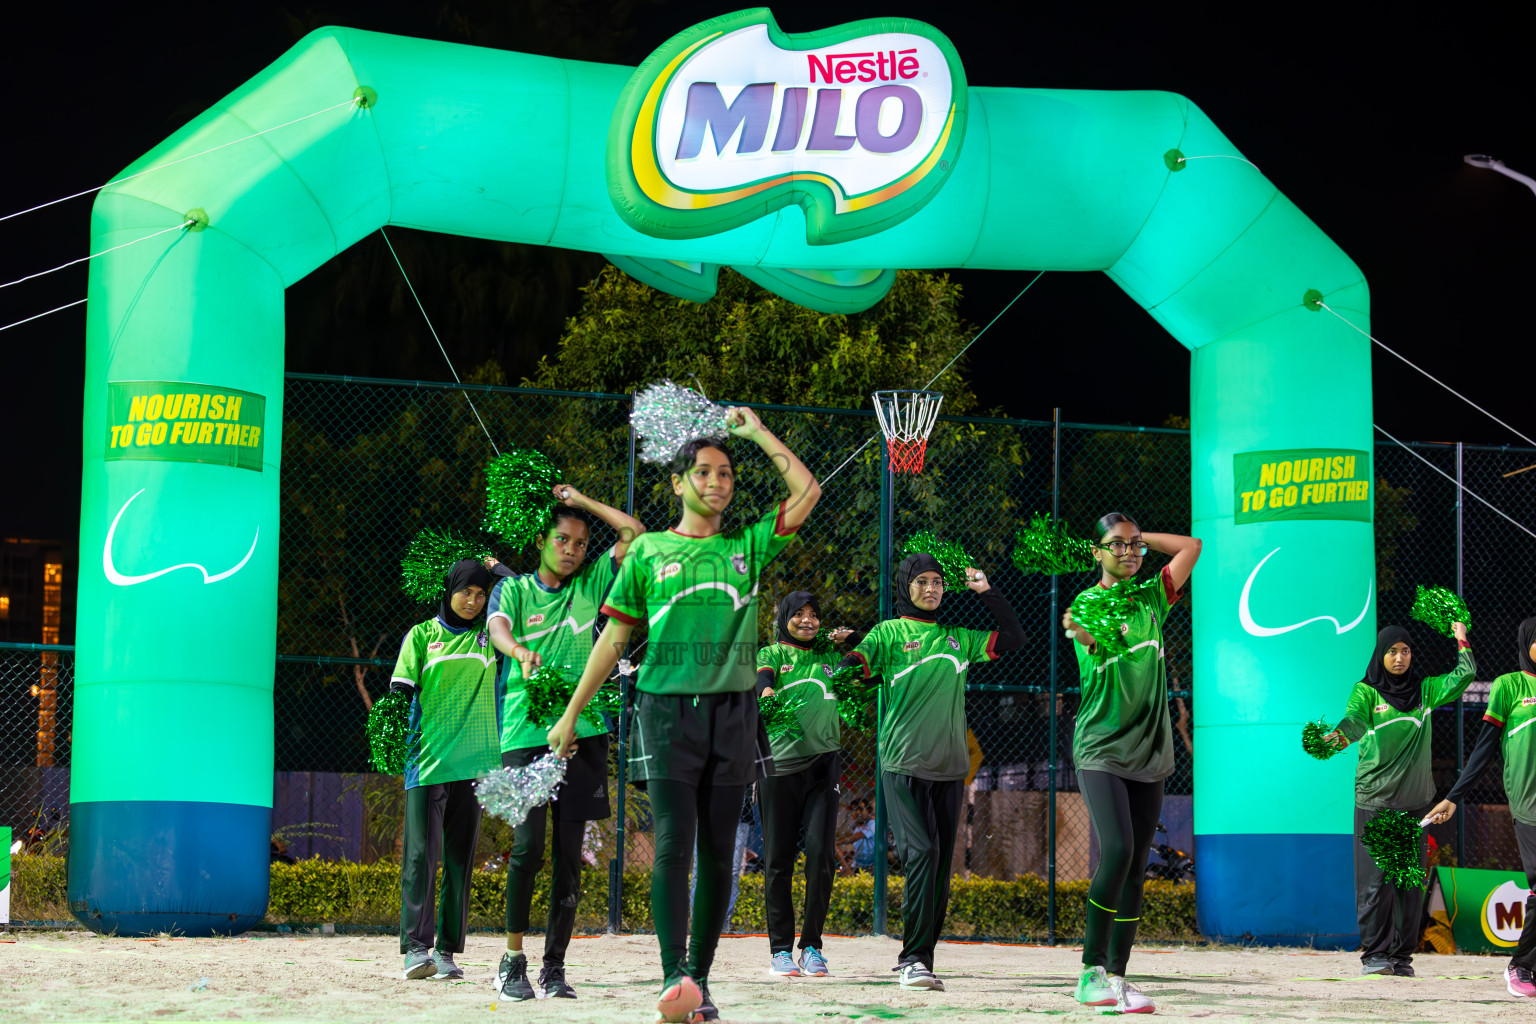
[913,579,946,591]
[1097,540,1148,557]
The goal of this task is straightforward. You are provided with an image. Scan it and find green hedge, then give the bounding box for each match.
[8,855,1198,941]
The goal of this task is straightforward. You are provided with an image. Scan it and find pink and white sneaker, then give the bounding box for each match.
[1107,975,1156,1014]
[1507,963,1536,998]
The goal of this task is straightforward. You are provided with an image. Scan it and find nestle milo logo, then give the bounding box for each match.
[608,9,967,245]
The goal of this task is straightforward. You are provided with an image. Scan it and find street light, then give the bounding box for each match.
[1463,154,1536,198]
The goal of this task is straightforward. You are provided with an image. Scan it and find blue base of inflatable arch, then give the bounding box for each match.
[67,800,270,936]
[1195,833,1360,949]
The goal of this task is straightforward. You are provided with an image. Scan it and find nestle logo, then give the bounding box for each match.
[807,49,920,84]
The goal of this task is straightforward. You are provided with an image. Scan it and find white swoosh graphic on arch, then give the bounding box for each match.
[102,488,259,586]
[1239,547,1372,638]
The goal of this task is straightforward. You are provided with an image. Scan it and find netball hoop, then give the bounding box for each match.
[872,390,944,474]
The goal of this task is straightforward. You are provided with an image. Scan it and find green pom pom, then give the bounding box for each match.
[366,690,412,774]
[1070,575,1162,657]
[1301,718,1340,761]
[1012,513,1095,575]
[522,665,606,729]
[483,448,562,549]
[758,693,800,743]
[1359,809,1428,889]
[1410,585,1471,639]
[900,530,972,591]
[809,627,837,657]
[400,528,490,603]
[828,663,875,730]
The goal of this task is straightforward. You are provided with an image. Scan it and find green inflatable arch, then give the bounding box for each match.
[76,14,1373,943]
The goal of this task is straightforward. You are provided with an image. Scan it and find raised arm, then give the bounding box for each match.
[1424,622,1475,707]
[548,618,633,757]
[966,568,1025,652]
[555,483,646,563]
[1144,532,1202,592]
[726,406,821,531]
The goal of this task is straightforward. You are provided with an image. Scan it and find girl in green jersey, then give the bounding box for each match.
[1427,616,1532,999]
[843,551,1025,991]
[550,408,821,1024]
[1061,512,1201,1015]
[391,558,500,982]
[484,485,644,1002]
[755,590,859,978]
[1325,620,1473,978]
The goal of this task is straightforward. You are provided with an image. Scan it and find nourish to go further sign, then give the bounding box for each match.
[105,381,266,472]
[1234,448,1371,524]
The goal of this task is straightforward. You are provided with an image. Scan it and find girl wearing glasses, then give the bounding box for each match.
[840,551,1025,991]
[1061,513,1201,1015]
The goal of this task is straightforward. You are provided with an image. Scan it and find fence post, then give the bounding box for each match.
[1455,441,1466,865]
[1047,408,1060,945]
[609,405,639,934]
[873,438,893,936]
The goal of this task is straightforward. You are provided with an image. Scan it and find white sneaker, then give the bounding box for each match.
[1106,975,1155,1014]
[896,962,941,990]
[1075,965,1115,1006]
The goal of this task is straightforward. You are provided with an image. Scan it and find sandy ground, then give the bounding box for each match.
[0,929,1527,1023]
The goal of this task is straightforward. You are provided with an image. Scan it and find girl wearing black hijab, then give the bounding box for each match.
[389,558,500,980]
[754,590,860,978]
[1326,618,1473,977]
[839,552,1024,990]
[1428,617,1536,999]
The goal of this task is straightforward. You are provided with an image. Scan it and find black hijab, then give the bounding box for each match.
[895,552,943,622]
[1519,617,1536,675]
[1364,624,1420,712]
[439,558,492,630]
[775,590,820,645]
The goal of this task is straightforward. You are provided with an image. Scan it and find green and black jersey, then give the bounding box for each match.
[1475,670,1536,824]
[391,617,501,790]
[602,504,798,695]
[850,618,999,781]
[1337,644,1476,810]
[486,550,619,752]
[1071,566,1181,783]
[757,640,843,775]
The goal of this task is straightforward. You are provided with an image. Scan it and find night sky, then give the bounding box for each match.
[3,2,1533,541]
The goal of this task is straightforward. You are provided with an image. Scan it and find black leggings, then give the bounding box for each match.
[505,802,586,967]
[649,779,747,981]
[1079,770,1164,975]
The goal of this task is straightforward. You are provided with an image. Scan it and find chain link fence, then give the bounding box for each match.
[5,375,1532,934]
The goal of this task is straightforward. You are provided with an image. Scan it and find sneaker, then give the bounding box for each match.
[432,950,464,980]
[402,942,436,980]
[494,952,536,1001]
[687,978,718,1022]
[656,974,702,1023]
[540,964,576,998]
[896,961,941,990]
[1075,966,1115,1007]
[798,947,830,977]
[1361,959,1394,976]
[1108,976,1155,1014]
[1390,959,1416,978]
[770,951,801,977]
[1507,963,1536,998]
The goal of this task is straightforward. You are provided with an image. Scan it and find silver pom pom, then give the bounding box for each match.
[473,754,568,826]
[632,379,729,464]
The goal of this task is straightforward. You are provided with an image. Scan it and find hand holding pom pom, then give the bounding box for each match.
[1068,575,1162,657]
[1300,718,1343,761]
[900,531,972,591]
[758,692,800,743]
[475,755,567,826]
[1359,809,1428,889]
[483,448,563,549]
[632,380,729,464]
[1410,585,1471,639]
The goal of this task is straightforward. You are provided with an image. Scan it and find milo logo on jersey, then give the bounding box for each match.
[607,8,967,245]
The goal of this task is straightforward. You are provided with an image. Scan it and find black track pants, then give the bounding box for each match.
[1354,803,1432,968]
[1079,770,1164,975]
[400,779,482,954]
[760,751,840,953]
[1514,820,1536,971]
[882,771,962,970]
[505,804,587,967]
[648,779,747,981]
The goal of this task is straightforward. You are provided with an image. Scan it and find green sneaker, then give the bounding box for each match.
[402,942,435,980]
[1075,965,1115,1006]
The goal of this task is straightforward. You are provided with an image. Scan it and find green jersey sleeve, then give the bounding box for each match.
[1486,675,1511,726]
[961,625,998,665]
[574,547,620,609]
[750,501,801,560]
[1337,682,1375,743]
[391,626,426,688]
[601,537,650,624]
[757,645,778,677]
[1422,645,1477,709]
